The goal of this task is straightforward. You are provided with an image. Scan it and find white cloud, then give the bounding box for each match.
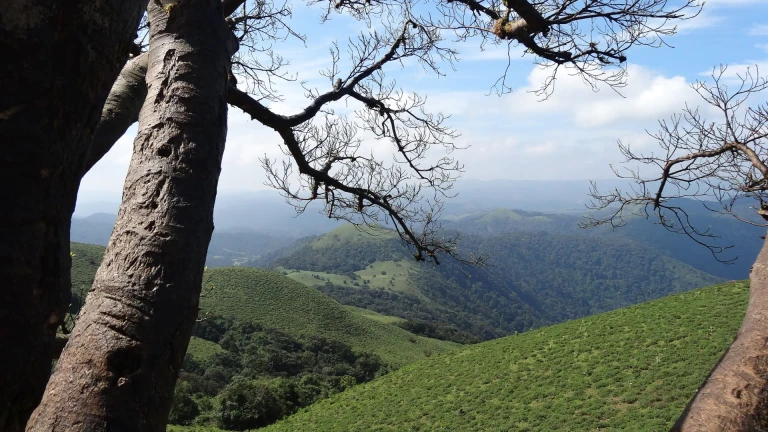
[705,0,764,6]
[674,13,724,33]
[750,24,768,35]
[411,63,738,182]
[79,126,135,193]
[79,62,722,198]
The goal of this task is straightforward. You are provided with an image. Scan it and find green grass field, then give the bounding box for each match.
[309,224,398,249]
[186,336,225,363]
[343,305,406,324]
[279,260,422,296]
[199,267,457,367]
[263,281,749,432]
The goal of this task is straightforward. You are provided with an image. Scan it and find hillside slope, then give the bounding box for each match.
[69,243,454,367]
[265,281,749,432]
[442,200,764,280]
[199,267,456,366]
[272,225,722,339]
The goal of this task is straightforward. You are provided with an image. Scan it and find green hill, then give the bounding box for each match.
[199,267,455,367]
[264,281,749,432]
[70,242,105,290]
[271,225,722,339]
[442,200,764,281]
[69,242,107,312]
[68,243,454,367]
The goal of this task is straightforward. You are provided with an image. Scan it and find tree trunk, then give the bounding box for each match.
[26,0,232,430]
[85,53,149,174]
[671,234,768,431]
[0,2,145,429]
[83,0,245,176]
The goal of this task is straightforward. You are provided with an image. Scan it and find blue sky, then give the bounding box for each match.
[79,0,768,203]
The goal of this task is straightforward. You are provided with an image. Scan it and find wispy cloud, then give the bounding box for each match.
[705,0,764,6]
[750,24,768,35]
[674,13,723,33]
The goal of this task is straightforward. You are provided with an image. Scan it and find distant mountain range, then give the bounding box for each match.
[72,192,765,280]
[441,203,765,280]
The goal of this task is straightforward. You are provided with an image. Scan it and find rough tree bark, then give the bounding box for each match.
[85,54,149,174]
[82,0,244,176]
[0,1,145,430]
[26,0,232,429]
[671,234,768,432]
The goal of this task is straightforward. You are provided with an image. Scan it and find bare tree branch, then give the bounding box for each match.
[322,0,702,96]
[585,65,768,260]
[228,19,475,263]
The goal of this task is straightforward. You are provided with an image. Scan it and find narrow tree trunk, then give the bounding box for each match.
[671,234,768,431]
[26,0,231,429]
[85,54,149,174]
[0,2,144,429]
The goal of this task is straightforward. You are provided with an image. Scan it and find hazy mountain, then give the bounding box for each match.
[74,181,765,278]
[442,199,765,280]
[71,213,299,267]
[75,189,344,236]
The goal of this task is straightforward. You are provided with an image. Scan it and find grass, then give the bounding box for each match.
[279,260,422,296]
[186,336,225,363]
[199,267,457,367]
[264,281,749,432]
[343,305,406,324]
[168,426,228,432]
[310,224,397,249]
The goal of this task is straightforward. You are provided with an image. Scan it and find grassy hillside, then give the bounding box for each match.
[69,243,454,367]
[186,336,225,363]
[264,281,749,432]
[199,267,456,366]
[272,225,722,339]
[69,242,106,311]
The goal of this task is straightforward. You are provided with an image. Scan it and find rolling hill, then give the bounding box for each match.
[271,224,722,339]
[68,243,455,367]
[263,281,749,432]
[442,200,765,280]
[198,267,456,366]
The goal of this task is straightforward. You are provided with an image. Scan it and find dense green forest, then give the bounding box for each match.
[263,281,749,432]
[272,225,721,339]
[171,317,388,429]
[442,200,764,280]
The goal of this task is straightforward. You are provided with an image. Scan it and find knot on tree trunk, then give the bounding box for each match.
[492,17,532,40]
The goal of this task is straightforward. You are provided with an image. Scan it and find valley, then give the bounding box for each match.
[66,186,762,431]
